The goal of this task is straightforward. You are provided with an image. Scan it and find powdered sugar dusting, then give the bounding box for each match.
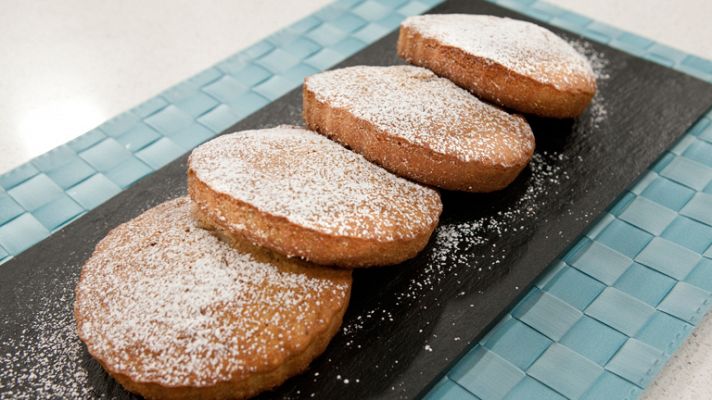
[341,151,573,339]
[335,151,575,385]
[403,14,595,90]
[190,126,442,240]
[400,152,570,303]
[0,271,96,399]
[570,40,611,129]
[306,66,534,165]
[75,197,350,387]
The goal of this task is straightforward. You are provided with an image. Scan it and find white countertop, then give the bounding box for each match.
[1,0,710,398]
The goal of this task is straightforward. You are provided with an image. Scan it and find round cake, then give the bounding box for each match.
[304,65,535,192]
[187,126,443,267]
[74,197,352,400]
[398,14,597,118]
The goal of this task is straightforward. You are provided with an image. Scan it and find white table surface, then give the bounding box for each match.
[1,0,710,398]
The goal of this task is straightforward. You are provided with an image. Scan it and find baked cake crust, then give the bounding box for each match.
[187,127,442,267]
[303,65,535,192]
[398,14,597,118]
[74,197,352,400]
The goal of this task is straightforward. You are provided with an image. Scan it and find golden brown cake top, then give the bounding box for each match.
[189,126,442,241]
[75,197,351,387]
[305,66,534,165]
[401,14,595,90]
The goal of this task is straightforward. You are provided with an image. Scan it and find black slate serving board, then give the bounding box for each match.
[2,0,712,398]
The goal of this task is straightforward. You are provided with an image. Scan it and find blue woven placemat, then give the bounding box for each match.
[1,0,711,399]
